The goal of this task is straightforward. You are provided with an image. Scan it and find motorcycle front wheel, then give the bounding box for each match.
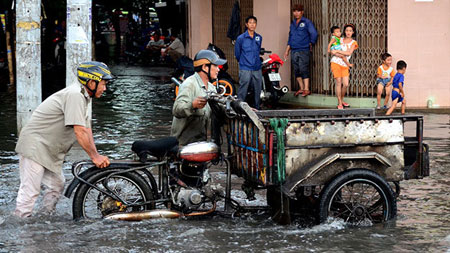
[213,79,236,96]
[72,170,154,220]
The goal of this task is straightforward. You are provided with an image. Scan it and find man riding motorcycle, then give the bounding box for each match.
[171,49,226,146]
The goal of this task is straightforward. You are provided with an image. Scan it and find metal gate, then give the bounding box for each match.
[212,0,253,81]
[292,0,387,97]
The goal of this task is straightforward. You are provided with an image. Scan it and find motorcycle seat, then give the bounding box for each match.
[132,137,179,162]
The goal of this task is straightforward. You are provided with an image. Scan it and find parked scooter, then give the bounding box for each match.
[259,49,289,106]
[261,49,289,103]
[240,48,288,109]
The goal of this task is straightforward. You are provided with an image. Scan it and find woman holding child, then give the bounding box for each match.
[329,24,358,109]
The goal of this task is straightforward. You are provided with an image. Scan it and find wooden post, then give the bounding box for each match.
[16,0,42,133]
[66,0,92,86]
[4,11,15,88]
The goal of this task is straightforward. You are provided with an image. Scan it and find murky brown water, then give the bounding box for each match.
[0,65,449,252]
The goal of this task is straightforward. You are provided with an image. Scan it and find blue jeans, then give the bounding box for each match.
[377,78,391,86]
[237,69,263,109]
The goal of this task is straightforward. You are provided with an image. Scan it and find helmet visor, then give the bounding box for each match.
[102,73,115,80]
[211,58,227,66]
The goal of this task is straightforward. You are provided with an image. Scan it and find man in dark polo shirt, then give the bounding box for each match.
[235,15,263,109]
[14,61,114,218]
[284,4,318,97]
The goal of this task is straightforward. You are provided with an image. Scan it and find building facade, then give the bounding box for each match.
[187,0,450,108]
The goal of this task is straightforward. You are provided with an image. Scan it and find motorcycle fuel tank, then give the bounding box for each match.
[179,142,219,162]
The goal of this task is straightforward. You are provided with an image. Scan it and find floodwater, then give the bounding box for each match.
[0,65,449,252]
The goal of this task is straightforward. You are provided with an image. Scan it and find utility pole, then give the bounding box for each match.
[66,0,92,86]
[16,0,41,133]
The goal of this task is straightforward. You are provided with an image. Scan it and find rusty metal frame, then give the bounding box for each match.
[257,108,375,118]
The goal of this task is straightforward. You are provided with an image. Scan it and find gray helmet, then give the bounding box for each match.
[77,61,114,86]
[193,50,227,67]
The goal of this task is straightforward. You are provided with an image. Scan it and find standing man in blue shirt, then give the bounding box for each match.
[284,4,318,97]
[235,16,263,109]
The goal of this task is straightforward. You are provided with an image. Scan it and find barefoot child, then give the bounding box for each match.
[386,60,407,115]
[327,26,353,68]
[376,53,395,109]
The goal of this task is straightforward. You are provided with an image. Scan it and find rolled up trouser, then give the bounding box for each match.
[14,155,65,217]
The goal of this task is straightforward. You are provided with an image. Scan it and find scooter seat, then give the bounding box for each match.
[132,137,179,162]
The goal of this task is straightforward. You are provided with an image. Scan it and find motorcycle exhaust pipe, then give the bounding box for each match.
[104,202,216,221]
[105,209,182,221]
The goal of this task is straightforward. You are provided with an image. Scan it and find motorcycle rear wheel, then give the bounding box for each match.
[72,170,154,220]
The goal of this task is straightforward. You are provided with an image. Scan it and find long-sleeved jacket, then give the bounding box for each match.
[235,30,262,71]
[287,17,318,52]
[227,1,241,41]
[170,72,216,146]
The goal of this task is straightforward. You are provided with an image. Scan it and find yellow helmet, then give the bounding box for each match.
[77,61,114,86]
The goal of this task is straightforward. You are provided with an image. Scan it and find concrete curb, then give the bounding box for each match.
[279,92,379,109]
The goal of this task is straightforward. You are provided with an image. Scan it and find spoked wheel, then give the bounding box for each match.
[213,79,235,96]
[73,170,154,220]
[319,169,397,225]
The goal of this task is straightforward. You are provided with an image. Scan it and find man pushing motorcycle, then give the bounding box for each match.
[14,61,114,218]
[171,49,226,146]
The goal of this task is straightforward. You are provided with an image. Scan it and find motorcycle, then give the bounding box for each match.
[64,92,254,221]
[260,50,289,104]
[246,49,289,108]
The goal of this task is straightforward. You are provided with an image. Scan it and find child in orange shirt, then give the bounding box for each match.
[376,53,395,109]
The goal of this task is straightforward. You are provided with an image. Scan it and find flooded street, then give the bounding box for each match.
[0,65,449,252]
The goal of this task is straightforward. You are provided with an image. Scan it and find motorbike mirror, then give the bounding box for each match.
[260,48,272,55]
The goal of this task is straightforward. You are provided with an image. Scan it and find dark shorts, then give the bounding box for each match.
[291,50,311,79]
[392,90,404,103]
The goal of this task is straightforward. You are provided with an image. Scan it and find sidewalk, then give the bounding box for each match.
[279,92,378,109]
[279,92,450,112]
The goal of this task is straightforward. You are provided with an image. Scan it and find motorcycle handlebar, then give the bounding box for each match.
[171,77,182,87]
[260,48,272,55]
[205,92,245,117]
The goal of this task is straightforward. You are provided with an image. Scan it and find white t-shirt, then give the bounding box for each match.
[330,39,358,67]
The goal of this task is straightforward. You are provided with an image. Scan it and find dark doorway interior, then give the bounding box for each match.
[14,0,187,96]
[93,0,187,64]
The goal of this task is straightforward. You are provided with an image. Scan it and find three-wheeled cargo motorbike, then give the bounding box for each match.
[64,92,429,225]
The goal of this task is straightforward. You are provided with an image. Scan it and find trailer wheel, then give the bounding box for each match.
[318,169,396,225]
